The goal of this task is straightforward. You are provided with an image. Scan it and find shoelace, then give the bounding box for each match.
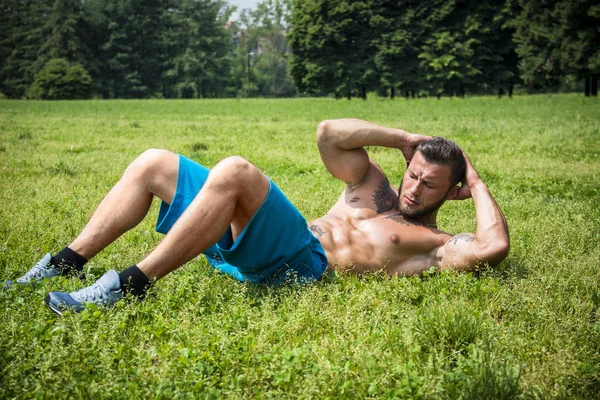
[73,281,108,302]
[21,260,51,280]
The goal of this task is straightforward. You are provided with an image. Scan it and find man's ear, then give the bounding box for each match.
[446,185,460,200]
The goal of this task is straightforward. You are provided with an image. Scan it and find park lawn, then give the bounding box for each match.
[0,94,599,399]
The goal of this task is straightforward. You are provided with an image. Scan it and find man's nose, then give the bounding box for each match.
[409,181,422,196]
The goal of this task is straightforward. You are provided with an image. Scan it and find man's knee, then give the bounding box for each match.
[210,156,261,189]
[136,148,175,167]
[127,149,175,174]
[215,156,255,175]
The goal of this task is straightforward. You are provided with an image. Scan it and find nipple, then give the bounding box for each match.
[390,234,400,244]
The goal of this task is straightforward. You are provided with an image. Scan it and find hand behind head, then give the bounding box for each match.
[451,150,481,200]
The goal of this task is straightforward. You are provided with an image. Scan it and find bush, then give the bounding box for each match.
[28,58,92,100]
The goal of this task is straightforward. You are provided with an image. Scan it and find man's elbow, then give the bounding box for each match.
[316,120,336,145]
[484,240,510,267]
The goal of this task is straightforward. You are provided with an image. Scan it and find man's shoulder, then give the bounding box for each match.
[343,162,398,213]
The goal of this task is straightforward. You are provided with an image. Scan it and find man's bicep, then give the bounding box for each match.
[436,233,483,272]
[318,144,371,185]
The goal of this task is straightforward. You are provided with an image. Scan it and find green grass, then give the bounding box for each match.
[0,95,599,398]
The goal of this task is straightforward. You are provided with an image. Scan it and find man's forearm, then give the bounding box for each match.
[471,181,510,265]
[317,119,410,150]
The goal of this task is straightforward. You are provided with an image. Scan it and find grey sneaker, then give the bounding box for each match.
[45,269,123,315]
[4,253,60,288]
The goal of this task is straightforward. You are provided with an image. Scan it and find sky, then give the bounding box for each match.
[228,0,262,21]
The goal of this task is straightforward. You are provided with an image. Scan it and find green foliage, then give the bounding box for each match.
[34,0,87,72]
[232,0,296,97]
[0,95,599,398]
[2,0,597,98]
[28,58,92,100]
[0,0,53,98]
[290,0,520,98]
[164,0,234,99]
[289,0,377,98]
[511,0,600,87]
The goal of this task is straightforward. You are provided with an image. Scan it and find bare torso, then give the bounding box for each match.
[309,164,452,275]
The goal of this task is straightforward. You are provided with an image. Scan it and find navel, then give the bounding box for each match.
[390,234,400,244]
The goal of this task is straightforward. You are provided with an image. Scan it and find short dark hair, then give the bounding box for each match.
[415,137,466,186]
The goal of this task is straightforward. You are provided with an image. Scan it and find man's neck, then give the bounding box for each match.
[416,210,438,228]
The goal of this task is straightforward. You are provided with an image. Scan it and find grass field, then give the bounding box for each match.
[0,95,599,399]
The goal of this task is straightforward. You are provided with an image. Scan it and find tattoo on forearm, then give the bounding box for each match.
[309,224,327,237]
[450,233,475,245]
[372,177,397,213]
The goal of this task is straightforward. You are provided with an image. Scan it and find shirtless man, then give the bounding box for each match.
[313,119,509,275]
[6,119,509,315]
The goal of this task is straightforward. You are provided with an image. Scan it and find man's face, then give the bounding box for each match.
[398,152,457,218]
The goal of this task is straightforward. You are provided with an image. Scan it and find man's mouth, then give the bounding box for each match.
[404,196,418,205]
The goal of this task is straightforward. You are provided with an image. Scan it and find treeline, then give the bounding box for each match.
[0,0,598,99]
[0,0,294,99]
[289,0,600,99]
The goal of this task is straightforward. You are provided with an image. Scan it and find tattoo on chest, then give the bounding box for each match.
[309,224,327,237]
[372,177,397,213]
[450,233,475,245]
[384,213,429,227]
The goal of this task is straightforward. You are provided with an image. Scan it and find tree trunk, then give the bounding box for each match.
[508,85,513,98]
[498,87,504,98]
[390,87,395,99]
[437,93,441,100]
[347,91,351,100]
[592,74,598,96]
[361,86,366,100]
[411,90,415,98]
[585,76,590,96]
[405,90,409,99]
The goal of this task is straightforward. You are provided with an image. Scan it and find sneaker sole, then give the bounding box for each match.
[44,293,65,316]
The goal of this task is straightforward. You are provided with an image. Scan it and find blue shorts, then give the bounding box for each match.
[155,155,328,284]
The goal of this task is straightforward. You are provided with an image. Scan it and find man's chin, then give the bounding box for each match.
[398,205,428,218]
[398,198,446,219]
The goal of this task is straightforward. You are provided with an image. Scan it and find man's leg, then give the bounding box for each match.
[69,149,179,259]
[45,156,270,314]
[8,149,179,286]
[137,156,270,281]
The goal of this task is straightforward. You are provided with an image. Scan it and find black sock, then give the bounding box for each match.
[119,265,151,299]
[51,247,88,273]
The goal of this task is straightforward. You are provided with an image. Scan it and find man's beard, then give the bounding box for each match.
[397,178,449,218]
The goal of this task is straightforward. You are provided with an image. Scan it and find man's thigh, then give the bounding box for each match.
[206,156,270,241]
[155,155,210,234]
[215,180,328,283]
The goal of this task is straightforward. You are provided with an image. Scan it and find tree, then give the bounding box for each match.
[512,0,600,95]
[416,0,500,97]
[234,0,295,97]
[28,58,92,99]
[169,0,234,98]
[372,0,429,99]
[289,0,378,99]
[476,0,520,97]
[0,0,53,98]
[35,0,88,71]
[95,0,167,98]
